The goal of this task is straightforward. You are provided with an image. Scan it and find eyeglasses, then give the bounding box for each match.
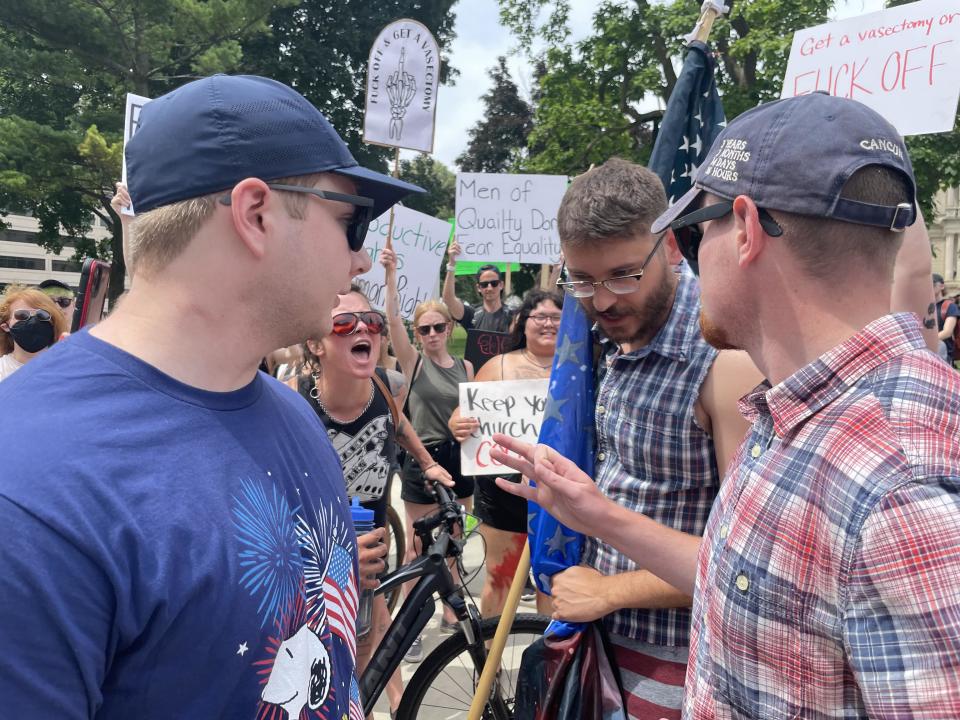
[12,309,52,322]
[556,232,667,298]
[477,279,501,289]
[416,322,448,336]
[670,200,783,271]
[49,296,73,309]
[331,311,386,336]
[218,183,375,253]
[528,313,562,326]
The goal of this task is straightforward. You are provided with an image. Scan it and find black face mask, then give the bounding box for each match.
[8,316,55,353]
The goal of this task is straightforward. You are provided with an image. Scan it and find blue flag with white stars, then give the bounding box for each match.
[529,298,595,639]
[648,41,726,207]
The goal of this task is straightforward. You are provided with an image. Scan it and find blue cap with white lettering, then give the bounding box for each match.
[652,93,917,233]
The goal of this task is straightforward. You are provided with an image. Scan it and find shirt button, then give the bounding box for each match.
[750,444,762,458]
[719,524,729,539]
[735,573,750,592]
[597,452,606,462]
[597,405,606,415]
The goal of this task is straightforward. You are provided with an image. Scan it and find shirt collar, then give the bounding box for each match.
[601,271,702,363]
[739,313,926,435]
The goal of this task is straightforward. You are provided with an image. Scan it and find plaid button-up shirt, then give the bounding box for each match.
[584,271,721,646]
[686,314,960,719]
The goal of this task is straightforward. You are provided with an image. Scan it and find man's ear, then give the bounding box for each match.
[731,196,768,269]
[663,229,684,266]
[226,178,280,260]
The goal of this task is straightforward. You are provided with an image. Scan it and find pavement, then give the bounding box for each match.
[370,493,541,719]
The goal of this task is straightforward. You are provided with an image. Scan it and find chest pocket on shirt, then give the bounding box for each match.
[615,409,704,492]
[709,548,805,719]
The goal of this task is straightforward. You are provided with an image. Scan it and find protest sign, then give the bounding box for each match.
[459,378,548,476]
[356,206,450,320]
[455,173,567,264]
[464,329,512,373]
[120,93,152,215]
[781,0,960,135]
[363,19,440,153]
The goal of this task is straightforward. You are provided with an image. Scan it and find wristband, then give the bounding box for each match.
[446,264,456,272]
[422,461,439,472]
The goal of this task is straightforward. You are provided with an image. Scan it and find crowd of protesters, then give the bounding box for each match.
[0,70,958,720]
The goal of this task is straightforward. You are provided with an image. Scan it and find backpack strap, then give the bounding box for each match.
[401,354,423,418]
[372,368,401,430]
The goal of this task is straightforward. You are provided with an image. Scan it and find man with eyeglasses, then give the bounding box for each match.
[544,156,762,720]
[442,243,515,333]
[0,74,423,717]
[494,94,960,718]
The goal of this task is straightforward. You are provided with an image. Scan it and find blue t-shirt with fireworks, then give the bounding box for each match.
[0,331,362,720]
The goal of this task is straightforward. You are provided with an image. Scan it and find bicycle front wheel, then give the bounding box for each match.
[395,613,550,720]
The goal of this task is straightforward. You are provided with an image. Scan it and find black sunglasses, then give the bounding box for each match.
[331,311,386,336]
[671,200,783,273]
[477,279,501,289]
[48,296,73,309]
[416,322,448,336]
[12,308,52,323]
[219,183,375,253]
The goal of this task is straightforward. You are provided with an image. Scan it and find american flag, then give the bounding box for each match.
[323,543,358,659]
[648,40,726,206]
[349,676,364,720]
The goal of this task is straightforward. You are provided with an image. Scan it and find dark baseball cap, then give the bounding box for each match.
[37,279,73,294]
[653,93,917,234]
[933,273,945,284]
[126,74,423,216]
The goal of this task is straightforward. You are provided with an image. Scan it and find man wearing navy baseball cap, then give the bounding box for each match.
[0,75,422,717]
[491,93,960,717]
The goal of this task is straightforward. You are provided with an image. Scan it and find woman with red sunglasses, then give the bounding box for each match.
[0,285,68,382]
[295,283,451,716]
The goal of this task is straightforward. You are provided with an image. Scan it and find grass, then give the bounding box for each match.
[449,324,467,358]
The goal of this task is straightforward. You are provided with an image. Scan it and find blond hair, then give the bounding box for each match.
[0,285,68,354]
[413,300,453,325]
[128,173,327,275]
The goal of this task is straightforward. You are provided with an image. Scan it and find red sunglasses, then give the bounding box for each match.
[331,310,386,336]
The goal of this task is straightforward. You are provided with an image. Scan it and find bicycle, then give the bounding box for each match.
[384,504,404,612]
[360,481,549,719]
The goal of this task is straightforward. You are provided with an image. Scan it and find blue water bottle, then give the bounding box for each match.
[350,497,376,638]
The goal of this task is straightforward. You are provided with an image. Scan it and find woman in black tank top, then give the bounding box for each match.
[299,285,452,712]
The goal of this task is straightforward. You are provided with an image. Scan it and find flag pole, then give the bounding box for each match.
[384,148,401,250]
[466,543,531,720]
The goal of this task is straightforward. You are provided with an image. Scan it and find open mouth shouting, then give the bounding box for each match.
[350,338,373,361]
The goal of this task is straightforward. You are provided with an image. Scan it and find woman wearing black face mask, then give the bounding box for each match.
[0,286,67,381]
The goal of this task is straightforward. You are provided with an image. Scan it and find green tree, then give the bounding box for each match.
[456,57,534,172]
[0,0,288,297]
[398,154,456,219]
[240,1,458,170]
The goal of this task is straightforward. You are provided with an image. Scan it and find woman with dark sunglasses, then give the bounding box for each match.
[0,285,68,381]
[447,288,563,619]
[294,283,451,716]
[380,247,476,661]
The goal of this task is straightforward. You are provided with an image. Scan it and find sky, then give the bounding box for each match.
[422,0,888,168]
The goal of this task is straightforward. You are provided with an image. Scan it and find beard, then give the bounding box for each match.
[699,309,739,350]
[584,270,676,346]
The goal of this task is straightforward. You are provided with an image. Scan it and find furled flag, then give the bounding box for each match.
[323,543,358,659]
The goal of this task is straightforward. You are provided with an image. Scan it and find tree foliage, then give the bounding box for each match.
[456,57,534,172]
[398,154,456,219]
[501,0,960,214]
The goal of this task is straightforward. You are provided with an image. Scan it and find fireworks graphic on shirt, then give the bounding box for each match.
[232,477,304,627]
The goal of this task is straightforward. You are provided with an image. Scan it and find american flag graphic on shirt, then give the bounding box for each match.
[323,543,358,659]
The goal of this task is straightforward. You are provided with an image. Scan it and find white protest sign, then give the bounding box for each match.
[781,0,960,135]
[120,93,152,215]
[356,206,451,320]
[458,378,548,476]
[363,19,440,153]
[455,173,567,264]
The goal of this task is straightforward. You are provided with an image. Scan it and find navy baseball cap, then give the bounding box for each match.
[126,75,423,215]
[653,93,917,235]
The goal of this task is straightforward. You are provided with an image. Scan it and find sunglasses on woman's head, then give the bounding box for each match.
[331,311,386,336]
[416,322,448,336]
[12,309,52,322]
[477,279,500,289]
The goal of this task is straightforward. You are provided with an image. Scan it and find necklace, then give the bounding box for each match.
[522,349,552,370]
[311,373,375,424]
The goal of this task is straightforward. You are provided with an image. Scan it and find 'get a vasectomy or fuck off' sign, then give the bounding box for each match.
[459,379,548,476]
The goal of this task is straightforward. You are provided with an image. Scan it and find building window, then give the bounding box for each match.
[0,230,36,244]
[51,259,83,272]
[0,255,45,270]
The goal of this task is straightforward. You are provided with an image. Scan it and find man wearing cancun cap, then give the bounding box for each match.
[0,74,422,717]
[491,93,960,717]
